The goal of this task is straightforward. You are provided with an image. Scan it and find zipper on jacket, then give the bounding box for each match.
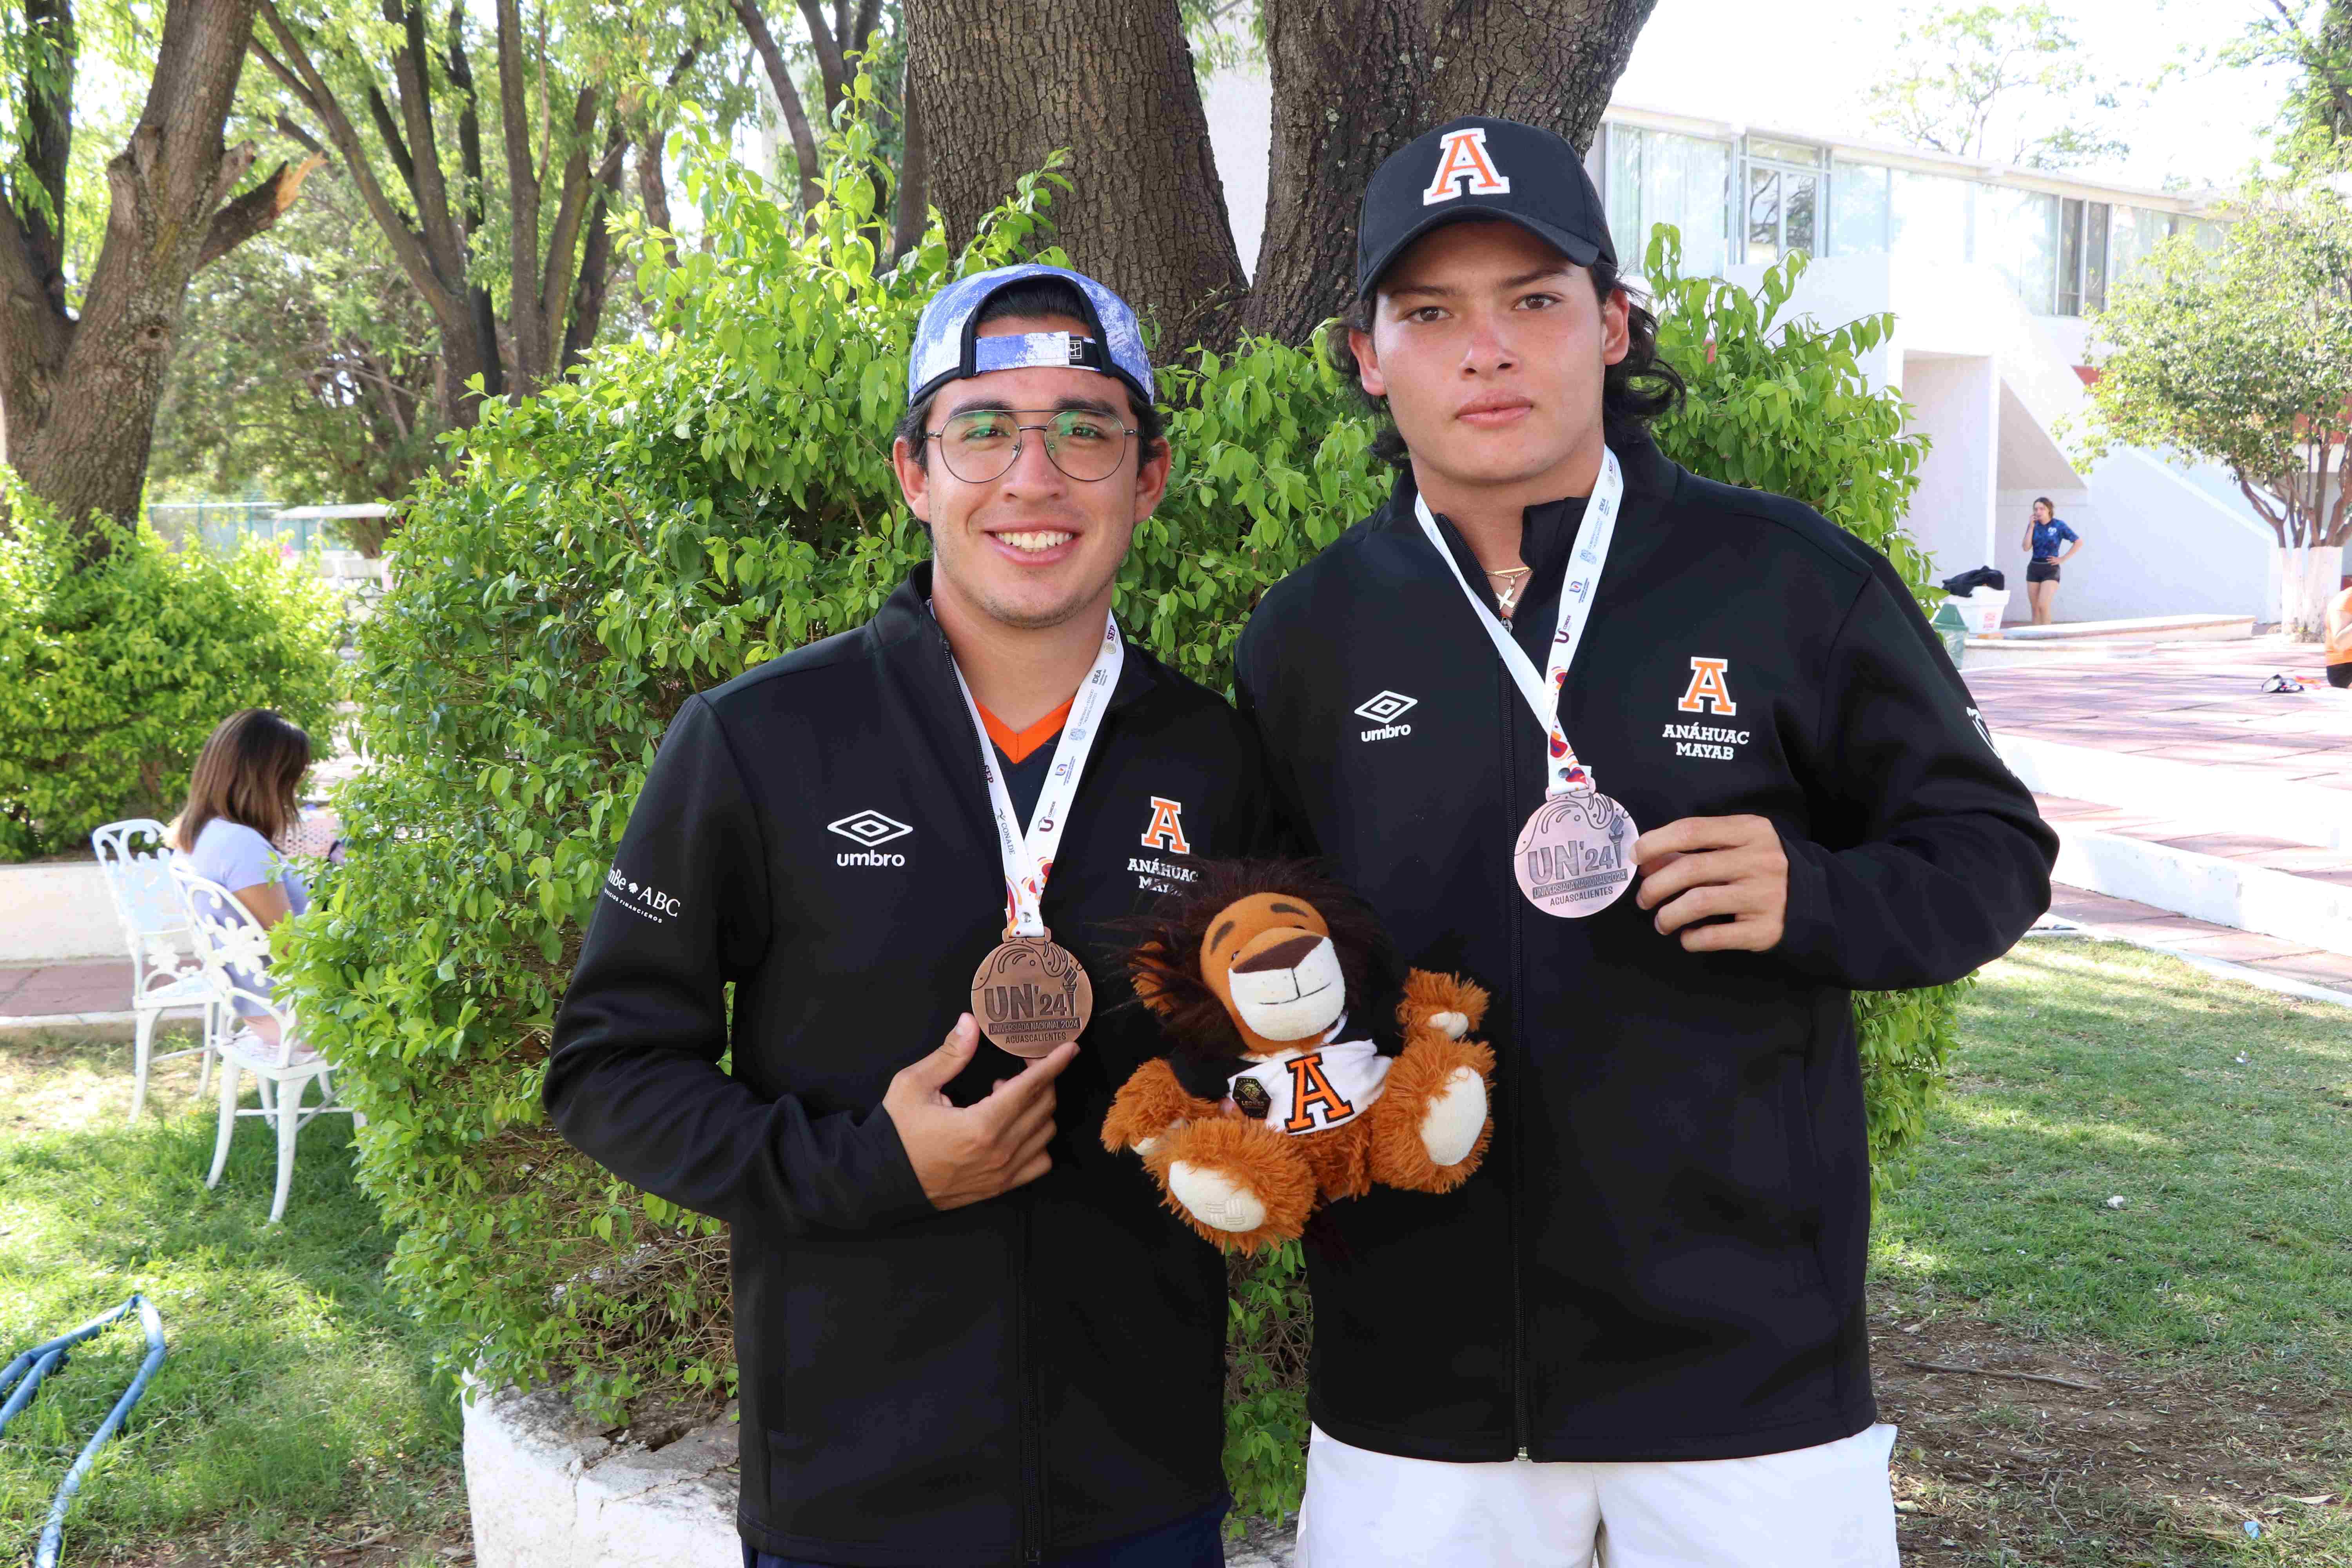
[1016,1202,1045,1565]
[1502,661,1533,1462]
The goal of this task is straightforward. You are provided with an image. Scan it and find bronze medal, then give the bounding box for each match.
[969,933,1093,1057]
[1514,791,1638,918]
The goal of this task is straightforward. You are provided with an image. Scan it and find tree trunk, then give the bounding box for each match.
[905,0,1247,349]
[1244,0,1659,346]
[0,0,314,546]
[889,78,928,262]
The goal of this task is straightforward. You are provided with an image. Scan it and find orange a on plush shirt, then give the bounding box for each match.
[1102,864,1497,1254]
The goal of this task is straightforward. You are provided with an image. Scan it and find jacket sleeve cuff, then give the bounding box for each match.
[847,1103,938,1230]
[1772,827,1847,983]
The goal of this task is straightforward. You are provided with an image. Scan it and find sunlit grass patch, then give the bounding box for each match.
[1874,939,2352,1376]
[0,1031,461,1558]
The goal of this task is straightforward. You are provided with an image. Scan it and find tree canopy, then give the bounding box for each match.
[2082,188,2352,633]
[1866,2,2130,171]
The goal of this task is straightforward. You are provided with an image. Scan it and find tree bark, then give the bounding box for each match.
[732,0,824,213]
[1244,0,1657,345]
[889,79,928,262]
[0,0,314,544]
[905,0,1247,349]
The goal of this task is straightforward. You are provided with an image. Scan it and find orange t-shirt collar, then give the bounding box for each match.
[976,697,1075,765]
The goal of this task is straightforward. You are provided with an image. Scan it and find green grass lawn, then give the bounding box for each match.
[1877,937,2352,1378]
[0,1030,463,1566]
[1874,938,2352,1566]
[0,937,2344,1568]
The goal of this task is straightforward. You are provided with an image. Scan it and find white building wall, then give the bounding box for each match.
[1996,453,2274,624]
[1902,356,2002,580]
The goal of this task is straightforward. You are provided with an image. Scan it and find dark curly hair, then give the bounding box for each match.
[1325,254,1686,466]
[1120,859,1407,1062]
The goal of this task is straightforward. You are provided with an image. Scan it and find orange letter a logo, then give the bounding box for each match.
[1140,796,1191,854]
[1283,1052,1357,1132]
[1677,657,1737,716]
[1422,127,1512,206]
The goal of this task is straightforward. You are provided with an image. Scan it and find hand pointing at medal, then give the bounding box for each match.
[1631,815,1790,953]
[884,1014,1080,1210]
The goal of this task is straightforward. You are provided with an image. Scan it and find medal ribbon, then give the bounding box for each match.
[943,611,1125,938]
[1413,446,1624,797]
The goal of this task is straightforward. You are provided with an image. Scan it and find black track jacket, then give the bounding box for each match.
[545,566,1276,1566]
[1234,435,2056,1464]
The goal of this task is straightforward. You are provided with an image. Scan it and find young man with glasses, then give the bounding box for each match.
[546,263,1275,1568]
[1233,118,2057,1566]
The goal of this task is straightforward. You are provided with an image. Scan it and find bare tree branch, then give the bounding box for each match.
[254,0,464,325]
[730,0,823,211]
[538,88,608,325]
[20,0,74,304]
[889,82,926,261]
[494,0,547,381]
[197,152,327,271]
[273,113,327,158]
[796,0,850,113]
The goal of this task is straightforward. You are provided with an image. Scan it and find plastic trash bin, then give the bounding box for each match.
[1945,587,2009,636]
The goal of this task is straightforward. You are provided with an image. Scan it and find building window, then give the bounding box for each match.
[1891,169,1974,265]
[1827,162,1892,257]
[1980,185,2060,314]
[1602,123,1734,278]
[1743,136,1823,264]
[2082,201,2109,313]
[2059,198,2084,315]
[2054,199,2111,316]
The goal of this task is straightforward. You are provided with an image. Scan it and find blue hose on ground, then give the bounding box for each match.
[0,1294,169,1568]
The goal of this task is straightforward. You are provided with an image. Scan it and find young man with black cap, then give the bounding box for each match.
[546,262,1273,1568]
[1234,118,2058,1565]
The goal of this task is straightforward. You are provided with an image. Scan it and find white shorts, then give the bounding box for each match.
[1295,1421,1898,1568]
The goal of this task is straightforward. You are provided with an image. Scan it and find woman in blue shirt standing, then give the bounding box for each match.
[2021,496,2082,625]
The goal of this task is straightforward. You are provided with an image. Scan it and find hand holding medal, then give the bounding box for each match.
[948,613,1121,1054]
[1416,448,1637,918]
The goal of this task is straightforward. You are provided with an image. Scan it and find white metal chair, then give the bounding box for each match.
[89,820,219,1121]
[170,862,350,1225]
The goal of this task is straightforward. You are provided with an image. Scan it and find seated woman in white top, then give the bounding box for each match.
[169,708,315,1057]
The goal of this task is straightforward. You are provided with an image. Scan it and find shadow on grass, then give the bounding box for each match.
[0,1031,461,1557]
[1873,938,2352,1385]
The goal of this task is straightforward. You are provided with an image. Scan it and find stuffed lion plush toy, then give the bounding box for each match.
[1101,861,1494,1253]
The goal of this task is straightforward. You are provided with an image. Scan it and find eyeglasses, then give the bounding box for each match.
[926,408,1136,484]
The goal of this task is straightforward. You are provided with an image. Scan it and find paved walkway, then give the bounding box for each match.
[2040,885,2352,999]
[1967,635,2352,790]
[0,958,135,1021]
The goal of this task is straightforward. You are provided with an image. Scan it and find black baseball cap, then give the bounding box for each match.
[1356,116,1616,299]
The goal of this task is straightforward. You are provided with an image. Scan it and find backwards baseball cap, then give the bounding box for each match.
[1356,116,1615,299]
[906,262,1156,410]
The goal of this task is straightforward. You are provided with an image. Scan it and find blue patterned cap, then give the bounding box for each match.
[907,263,1154,409]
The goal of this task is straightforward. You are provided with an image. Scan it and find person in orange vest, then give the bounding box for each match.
[2328,580,2352,688]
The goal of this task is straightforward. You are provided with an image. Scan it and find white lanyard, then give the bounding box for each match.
[943,611,1125,938]
[1414,446,1624,796]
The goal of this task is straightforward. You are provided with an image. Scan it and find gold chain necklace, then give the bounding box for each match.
[1486,564,1533,617]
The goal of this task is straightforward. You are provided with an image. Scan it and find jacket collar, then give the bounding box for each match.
[867,561,1159,712]
[1377,427,1681,535]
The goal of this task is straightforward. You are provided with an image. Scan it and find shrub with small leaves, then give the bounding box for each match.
[0,477,342,860]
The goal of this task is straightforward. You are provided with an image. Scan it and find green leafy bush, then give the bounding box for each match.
[0,478,343,860]
[283,124,1960,1531]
